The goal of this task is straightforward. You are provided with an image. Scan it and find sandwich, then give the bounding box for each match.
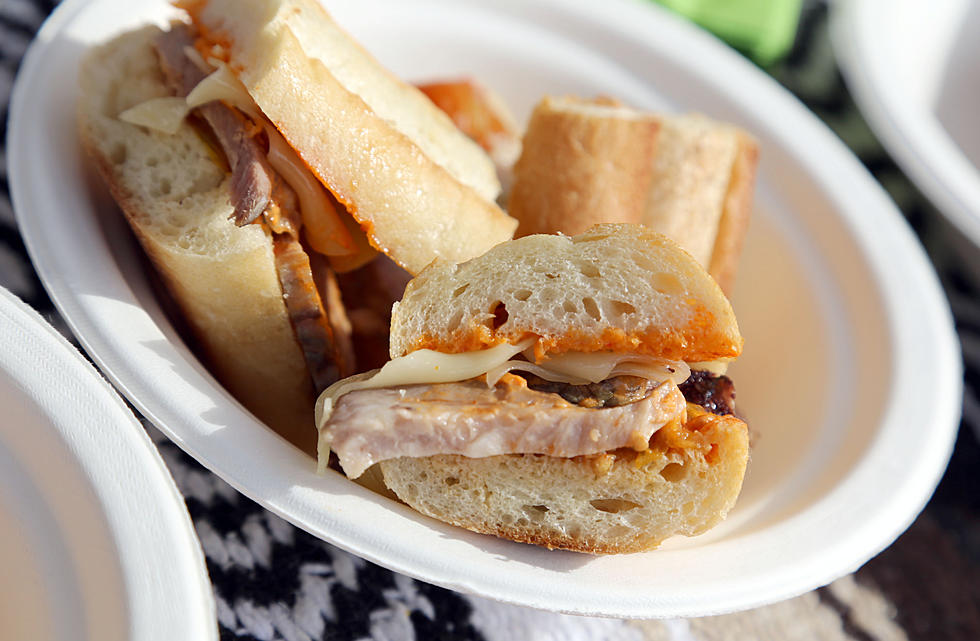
[317,224,749,553]
[77,0,517,451]
[509,96,757,294]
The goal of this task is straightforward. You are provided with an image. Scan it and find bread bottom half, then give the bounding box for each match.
[379,411,748,554]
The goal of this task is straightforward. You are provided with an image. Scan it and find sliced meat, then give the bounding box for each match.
[518,373,657,408]
[309,250,356,380]
[152,23,208,96]
[322,377,686,478]
[679,370,736,416]
[154,24,290,228]
[523,370,738,416]
[155,25,351,389]
[274,235,354,391]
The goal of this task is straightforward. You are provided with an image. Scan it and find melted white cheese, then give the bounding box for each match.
[485,350,690,387]
[315,339,534,432]
[185,61,259,118]
[118,97,190,135]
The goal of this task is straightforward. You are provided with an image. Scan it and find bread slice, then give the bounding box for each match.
[508,96,661,237]
[644,114,756,293]
[379,409,748,553]
[389,224,742,362]
[186,0,518,274]
[508,96,757,294]
[78,25,317,451]
[709,131,757,294]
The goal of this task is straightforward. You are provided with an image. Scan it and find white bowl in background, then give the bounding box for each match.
[833,0,980,247]
[9,0,961,618]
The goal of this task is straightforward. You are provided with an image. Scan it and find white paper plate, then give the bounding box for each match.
[832,0,980,246]
[9,0,962,618]
[0,288,216,640]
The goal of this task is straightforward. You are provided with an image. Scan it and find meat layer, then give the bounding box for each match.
[678,370,736,416]
[322,377,686,478]
[154,23,354,388]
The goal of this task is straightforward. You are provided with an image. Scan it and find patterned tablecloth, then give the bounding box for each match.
[2,1,978,639]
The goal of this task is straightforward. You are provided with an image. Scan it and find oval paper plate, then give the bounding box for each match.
[833,0,980,247]
[10,0,961,618]
[0,287,216,640]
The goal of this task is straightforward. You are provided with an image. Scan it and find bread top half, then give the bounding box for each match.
[185,0,517,274]
[389,224,742,362]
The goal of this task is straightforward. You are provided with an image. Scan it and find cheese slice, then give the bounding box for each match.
[185,61,259,118]
[315,339,534,430]
[118,97,190,135]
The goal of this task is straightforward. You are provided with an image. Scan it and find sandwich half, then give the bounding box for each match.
[317,224,749,553]
[77,1,516,451]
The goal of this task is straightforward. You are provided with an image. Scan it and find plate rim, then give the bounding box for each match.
[0,286,217,640]
[9,0,962,618]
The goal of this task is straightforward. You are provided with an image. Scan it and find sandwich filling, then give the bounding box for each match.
[324,376,686,479]
[316,339,734,478]
[143,22,371,391]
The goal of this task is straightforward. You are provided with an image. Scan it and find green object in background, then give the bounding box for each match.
[652,0,803,66]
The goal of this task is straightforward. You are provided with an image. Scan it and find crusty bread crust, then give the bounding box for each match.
[709,132,758,294]
[379,410,749,553]
[507,97,757,294]
[189,0,518,274]
[509,96,660,238]
[389,224,742,362]
[78,26,317,452]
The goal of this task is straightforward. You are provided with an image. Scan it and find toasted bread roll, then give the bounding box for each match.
[508,96,757,293]
[78,26,317,450]
[389,224,742,362]
[709,132,757,293]
[509,97,661,238]
[187,0,518,274]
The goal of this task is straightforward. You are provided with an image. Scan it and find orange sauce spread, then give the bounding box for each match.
[405,313,740,363]
[580,403,723,477]
[647,403,719,460]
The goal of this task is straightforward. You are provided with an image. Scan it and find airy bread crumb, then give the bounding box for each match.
[389,224,742,362]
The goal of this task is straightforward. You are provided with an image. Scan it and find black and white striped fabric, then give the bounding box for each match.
[3,2,978,640]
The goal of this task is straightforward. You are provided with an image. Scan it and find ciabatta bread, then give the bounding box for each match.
[389,224,742,362]
[508,96,757,293]
[187,0,518,274]
[78,25,317,450]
